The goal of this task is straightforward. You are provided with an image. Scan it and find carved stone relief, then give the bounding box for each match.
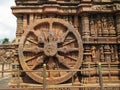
[89,14,116,37]
[83,45,119,63]
[99,45,105,62]
[92,5,113,11]
[90,18,95,37]
[108,16,116,36]
[91,46,97,62]
[113,4,120,10]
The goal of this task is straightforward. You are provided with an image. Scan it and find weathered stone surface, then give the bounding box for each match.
[0,0,120,88]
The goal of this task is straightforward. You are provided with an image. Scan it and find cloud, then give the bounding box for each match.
[0,0,16,41]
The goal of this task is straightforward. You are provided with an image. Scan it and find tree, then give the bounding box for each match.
[0,39,2,44]
[2,38,9,44]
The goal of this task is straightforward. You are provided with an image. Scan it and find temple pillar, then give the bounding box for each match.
[81,14,90,39]
[23,14,27,30]
[16,15,23,38]
[116,13,120,43]
[29,14,34,24]
[74,15,78,28]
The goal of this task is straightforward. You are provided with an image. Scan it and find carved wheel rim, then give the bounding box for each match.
[19,18,83,84]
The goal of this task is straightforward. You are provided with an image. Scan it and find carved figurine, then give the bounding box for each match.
[111,45,115,62]
[90,19,95,37]
[91,46,96,62]
[95,16,102,36]
[104,45,111,62]
[100,45,105,62]
[102,16,109,36]
[108,17,116,36]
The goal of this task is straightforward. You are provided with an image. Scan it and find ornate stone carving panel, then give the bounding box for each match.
[89,14,116,37]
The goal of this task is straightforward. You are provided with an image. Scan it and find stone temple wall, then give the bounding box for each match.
[5,0,120,88]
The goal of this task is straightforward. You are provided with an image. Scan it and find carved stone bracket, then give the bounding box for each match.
[113,4,120,10]
[91,5,113,12]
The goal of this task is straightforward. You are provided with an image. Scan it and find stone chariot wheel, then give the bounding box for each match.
[19,18,83,84]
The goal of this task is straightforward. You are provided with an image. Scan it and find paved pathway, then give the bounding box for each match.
[0,63,12,89]
[0,75,11,89]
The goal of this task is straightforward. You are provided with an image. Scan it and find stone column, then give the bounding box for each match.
[81,14,90,38]
[29,14,34,24]
[23,15,27,30]
[16,15,23,37]
[74,15,78,28]
[116,13,120,43]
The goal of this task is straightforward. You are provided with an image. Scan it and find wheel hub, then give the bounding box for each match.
[44,42,57,56]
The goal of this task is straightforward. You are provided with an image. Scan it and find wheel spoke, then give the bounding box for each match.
[67,48,78,52]
[26,38,38,45]
[62,39,76,46]
[61,30,69,42]
[58,47,78,54]
[23,46,43,54]
[31,56,43,70]
[65,55,77,61]
[43,31,48,42]
[56,54,71,69]
[25,54,40,62]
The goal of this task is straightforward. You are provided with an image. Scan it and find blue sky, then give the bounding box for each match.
[0,0,16,41]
